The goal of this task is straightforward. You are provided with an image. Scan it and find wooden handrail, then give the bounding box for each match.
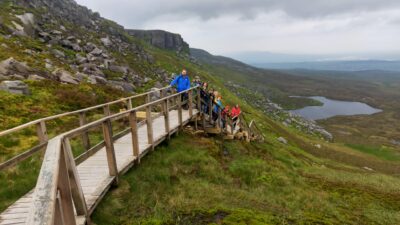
[0,86,173,137]
[27,86,200,225]
[0,86,173,171]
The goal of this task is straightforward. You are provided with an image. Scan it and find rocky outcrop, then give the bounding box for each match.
[0,58,32,80]
[0,80,30,95]
[126,29,189,52]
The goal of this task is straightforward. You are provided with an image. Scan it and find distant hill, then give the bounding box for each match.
[253,60,400,72]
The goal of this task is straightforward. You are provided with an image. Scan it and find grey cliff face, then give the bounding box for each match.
[126,29,189,52]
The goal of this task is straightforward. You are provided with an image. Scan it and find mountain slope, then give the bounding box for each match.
[1,1,400,224]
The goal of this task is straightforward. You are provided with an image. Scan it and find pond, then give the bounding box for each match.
[290,96,382,120]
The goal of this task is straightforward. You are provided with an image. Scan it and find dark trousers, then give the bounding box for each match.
[181,93,188,110]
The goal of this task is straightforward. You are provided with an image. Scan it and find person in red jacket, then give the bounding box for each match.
[231,104,241,118]
[231,104,241,129]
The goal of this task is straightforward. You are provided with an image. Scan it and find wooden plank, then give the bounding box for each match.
[129,111,140,159]
[146,105,154,147]
[102,120,118,184]
[0,142,46,171]
[26,138,62,225]
[63,139,88,217]
[177,95,183,128]
[57,149,77,225]
[36,121,48,144]
[188,90,193,117]
[103,105,110,116]
[79,112,90,151]
[164,99,170,140]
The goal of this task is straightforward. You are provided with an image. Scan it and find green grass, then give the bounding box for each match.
[346,144,400,161]
[92,133,400,225]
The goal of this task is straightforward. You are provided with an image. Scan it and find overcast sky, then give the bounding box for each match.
[75,0,400,60]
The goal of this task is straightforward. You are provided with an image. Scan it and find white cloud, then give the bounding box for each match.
[75,0,400,57]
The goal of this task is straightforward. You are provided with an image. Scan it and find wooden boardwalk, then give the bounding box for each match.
[0,109,197,225]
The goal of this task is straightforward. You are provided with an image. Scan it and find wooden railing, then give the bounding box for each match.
[26,86,201,225]
[0,86,174,171]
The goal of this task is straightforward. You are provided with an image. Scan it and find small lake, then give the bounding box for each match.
[290,96,382,120]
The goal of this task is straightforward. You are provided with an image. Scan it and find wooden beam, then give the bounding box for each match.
[0,142,46,171]
[79,112,90,151]
[127,98,132,110]
[129,111,140,159]
[208,97,213,125]
[197,87,201,113]
[103,105,111,116]
[177,95,183,129]
[27,138,62,225]
[164,99,170,139]
[146,105,154,147]
[63,139,88,217]
[36,121,48,144]
[188,90,193,117]
[57,148,77,225]
[102,119,119,184]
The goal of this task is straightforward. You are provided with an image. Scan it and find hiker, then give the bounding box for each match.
[193,75,202,87]
[231,104,241,129]
[170,69,191,109]
[200,82,209,114]
[221,105,231,129]
[213,95,224,123]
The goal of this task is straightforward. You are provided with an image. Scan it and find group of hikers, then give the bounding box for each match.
[170,69,241,129]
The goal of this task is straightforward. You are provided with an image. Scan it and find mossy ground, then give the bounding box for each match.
[92,132,400,225]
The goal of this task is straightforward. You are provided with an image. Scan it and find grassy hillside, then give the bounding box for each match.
[1,1,400,224]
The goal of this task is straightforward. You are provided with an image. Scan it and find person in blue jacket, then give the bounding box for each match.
[170,69,191,93]
[170,69,191,109]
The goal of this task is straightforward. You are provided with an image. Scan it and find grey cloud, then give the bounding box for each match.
[77,0,400,25]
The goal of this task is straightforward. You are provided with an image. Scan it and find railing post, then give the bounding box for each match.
[57,146,77,225]
[164,99,170,140]
[208,97,213,124]
[160,89,165,114]
[177,94,183,129]
[36,121,48,144]
[102,119,119,185]
[188,90,193,117]
[230,118,234,135]
[79,112,91,151]
[103,105,111,116]
[127,98,132,110]
[145,93,150,103]
[218,108,222,131]
[146,105,154,148]
[197,87,201,110]
[63,138,88,218]
[129,111,140,161]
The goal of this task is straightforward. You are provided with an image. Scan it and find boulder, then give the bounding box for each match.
[76,54,88,64]
[150,87,160,101]
[0,80,30,95]
[84,42,97,53]
[16,13,36,36]
[109,65,129,74]
[90,47,103,56]
[277,137,288,145]
[109,81,135,92]
[75,72,89,81]
[0,57,31,77]
[53,69,79,84]
[100,37,112,47]
[28,74,45,81]
[51,49,65,58]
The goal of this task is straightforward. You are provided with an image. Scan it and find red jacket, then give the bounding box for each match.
[231,106,241,118]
